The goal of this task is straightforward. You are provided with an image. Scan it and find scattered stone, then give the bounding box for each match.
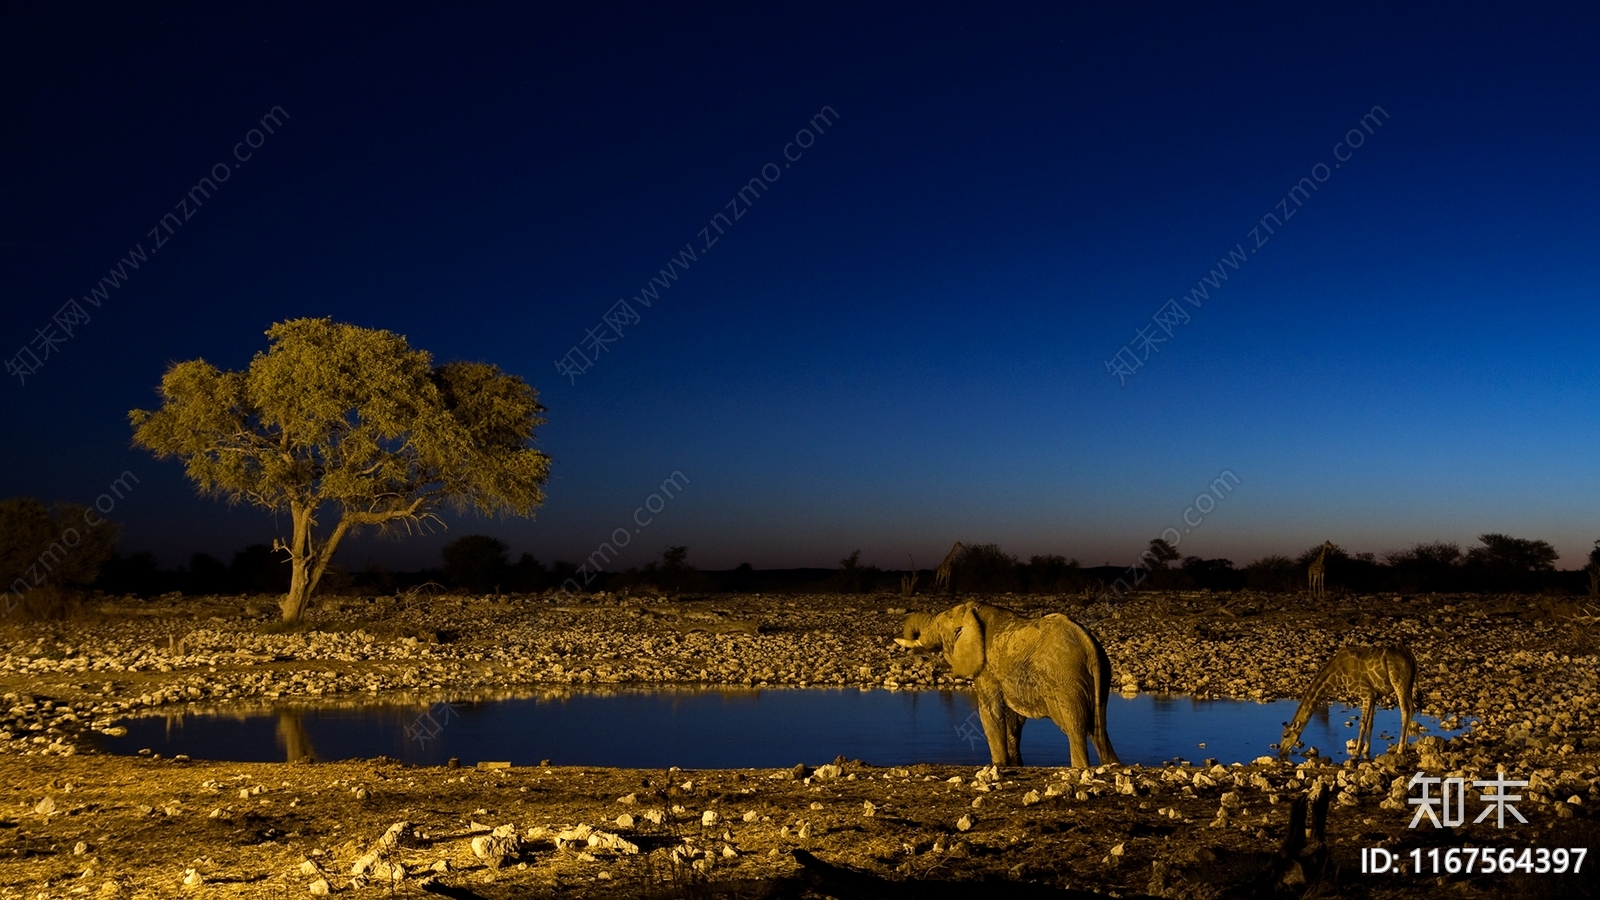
[351,821,410,876]
[308,878,330,896]
[957,815,974,832]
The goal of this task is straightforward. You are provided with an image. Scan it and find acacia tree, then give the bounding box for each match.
[130,318,551,622]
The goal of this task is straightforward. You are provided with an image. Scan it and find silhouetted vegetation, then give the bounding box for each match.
[1022,555,1085,593]
[826,549,881,594]
[1244,554,1299,592]
[441,534,511,593]
[952,543,1020,593]
[609,545,717,594]
[0,498,120,617]
[1180,556,1245,591]
[41,529,1599,603]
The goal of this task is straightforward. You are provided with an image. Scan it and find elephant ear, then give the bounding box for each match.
[946,607,985,677]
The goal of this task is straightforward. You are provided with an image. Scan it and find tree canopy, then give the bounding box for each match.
[130,318,551,621]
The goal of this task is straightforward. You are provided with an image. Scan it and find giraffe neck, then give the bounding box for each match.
[1285,658,1350,740]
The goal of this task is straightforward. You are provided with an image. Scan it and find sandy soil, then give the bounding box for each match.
[1,590,1597,898]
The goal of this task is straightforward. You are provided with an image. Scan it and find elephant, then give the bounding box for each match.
[896,601,1118,768]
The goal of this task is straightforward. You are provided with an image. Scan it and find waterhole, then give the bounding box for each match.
[93,688,1465,768]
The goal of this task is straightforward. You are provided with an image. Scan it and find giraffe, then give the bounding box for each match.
[1280,644,1416,760]
[934,541,963,594]
[1307,540,1334,599]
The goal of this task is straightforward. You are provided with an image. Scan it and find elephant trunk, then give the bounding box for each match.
[899,611,935,647]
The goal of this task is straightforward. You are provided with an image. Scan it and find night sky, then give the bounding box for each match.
[3,4,1597,573]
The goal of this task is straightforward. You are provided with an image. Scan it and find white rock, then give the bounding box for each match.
[616,813,634,828]
[957,815,974,832]
[308,878,330,895]
[587,831,639,854]
[702,810,719,826]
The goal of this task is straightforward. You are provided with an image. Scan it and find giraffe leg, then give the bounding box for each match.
[1357,693,1377,759]
[1396,674,1414,751]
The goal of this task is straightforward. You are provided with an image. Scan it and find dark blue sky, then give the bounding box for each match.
[3,3,1598,572]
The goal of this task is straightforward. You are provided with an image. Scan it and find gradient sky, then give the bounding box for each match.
[3,4,1598,573]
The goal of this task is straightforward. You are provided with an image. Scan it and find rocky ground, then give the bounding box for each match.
[0,589,1597,898]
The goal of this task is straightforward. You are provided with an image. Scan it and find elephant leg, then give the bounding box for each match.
[1092,669,1119,766]
[1357,693,1377,760]
[974,685,1010,766]
[1002,705,1025,767]
[1092,720,1119,767]
[1045,696,1091,769]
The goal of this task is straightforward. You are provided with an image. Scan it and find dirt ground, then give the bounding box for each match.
[1,590,1597,899]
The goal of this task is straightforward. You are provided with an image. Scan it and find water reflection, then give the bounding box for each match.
[98,688,1468,769]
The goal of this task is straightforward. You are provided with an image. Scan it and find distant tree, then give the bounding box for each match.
[829,549,881,594]
[1181,556,1243,591]
[1588,539,1600,596]
[442,534,511,593]
[1,498,120,615]
[1465,533,1558,592]
[662,545,689,570]
[730,561,756,592]
[1023,554,1084,593]
[129,318,551,622]
[508,553,548,593]
[954,543,1020,593]
[1144,538,1181,570]
[229,543,291,594]
[1244,554,1298,592]
[1383,541,1463,592]
[94,551,165,597]
[186,552,231,595]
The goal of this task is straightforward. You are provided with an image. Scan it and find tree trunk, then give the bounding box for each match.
[278,503,354,623]
[279,502,317,622]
